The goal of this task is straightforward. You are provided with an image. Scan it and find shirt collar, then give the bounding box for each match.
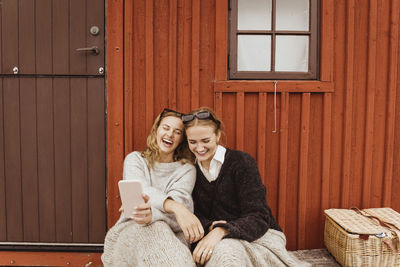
[213,145,226,164]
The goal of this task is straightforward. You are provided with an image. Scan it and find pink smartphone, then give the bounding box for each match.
[118,180,144,217]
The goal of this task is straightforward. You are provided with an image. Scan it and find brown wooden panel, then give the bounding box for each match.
[0,79,6,240]
[19,0,36,74]
[3,78,23,241]
[70,78,89,242]
[305,94,323,248]
[191,0,200,109]
[1,0,18,74]
[285,93,301,250]
[264,93,279,217]
[0,251,101,267]
[53,78,72,242]
[176,0,192,112]
[145,0,154,130]
[87,0,105,73]
[37,78,56,242]
[278,92,289,231]
[131,0,149,152]
[106,0,124,228]
[53,0,70,74]
[36,0,53,74]
[70,0,87,75]
[371,0,391,208]
[153,0,170,112]
[167,0,178,110]
[87,78,106,242]
[19,78,40,241]
[383,0,400,207]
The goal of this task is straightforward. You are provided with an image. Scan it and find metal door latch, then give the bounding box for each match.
[76,46,100,55]
[13,66,18,74]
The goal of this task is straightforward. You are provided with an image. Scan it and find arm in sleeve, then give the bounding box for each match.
[164,164,196,212]
[122,152,169,221]
[215,153,274,242]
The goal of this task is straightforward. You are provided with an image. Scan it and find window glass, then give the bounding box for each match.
[238,35,271,71]
[275,35,309,71]
[276,0,309,31]
[238,0,272,30]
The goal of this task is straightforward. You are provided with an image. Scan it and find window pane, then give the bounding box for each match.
[238,35,271,71]
[276,0,309,31]
[275,35,308,71]
[238,0,272,30]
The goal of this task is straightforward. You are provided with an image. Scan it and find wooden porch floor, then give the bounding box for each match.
[290,249,341,266]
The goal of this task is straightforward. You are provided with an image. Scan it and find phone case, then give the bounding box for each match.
[118,180,144,218]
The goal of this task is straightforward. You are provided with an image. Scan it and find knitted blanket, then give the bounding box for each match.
[205,229,311,267]
[101,220,195,267]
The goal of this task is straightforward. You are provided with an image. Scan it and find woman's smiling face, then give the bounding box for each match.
[156,116,184,161]
[186,125,220,169]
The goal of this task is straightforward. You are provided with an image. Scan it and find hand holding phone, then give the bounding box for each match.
[118,180,145,219]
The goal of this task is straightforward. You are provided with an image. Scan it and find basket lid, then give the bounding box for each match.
[324,208,400,235]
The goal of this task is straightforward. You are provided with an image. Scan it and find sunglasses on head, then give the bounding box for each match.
[181,111,219,126]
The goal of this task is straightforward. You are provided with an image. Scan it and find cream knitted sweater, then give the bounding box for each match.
[119,151,196,232]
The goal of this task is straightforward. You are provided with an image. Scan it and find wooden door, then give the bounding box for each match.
[0,0,106,249]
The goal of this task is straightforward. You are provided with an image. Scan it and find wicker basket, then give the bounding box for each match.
[324,208,400,267]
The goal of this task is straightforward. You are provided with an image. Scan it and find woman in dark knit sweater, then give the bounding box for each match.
[182,107,309,267]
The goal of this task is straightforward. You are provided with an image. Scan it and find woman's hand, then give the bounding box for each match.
[209,220,227,231]
[131,194,152,224]
[164,199,204,243]
[192,227,228,265]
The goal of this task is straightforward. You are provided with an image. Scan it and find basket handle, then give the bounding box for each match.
[350,207,399,253]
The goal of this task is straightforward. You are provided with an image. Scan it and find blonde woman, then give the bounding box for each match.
[182,107,310,267]
[102,109,203,267]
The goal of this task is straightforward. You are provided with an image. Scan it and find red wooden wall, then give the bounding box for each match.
[107,0,400,250]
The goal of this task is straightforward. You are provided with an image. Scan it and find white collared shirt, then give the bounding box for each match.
[197,145,226,182]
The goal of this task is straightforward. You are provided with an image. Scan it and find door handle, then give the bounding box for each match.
[76,46,100,55]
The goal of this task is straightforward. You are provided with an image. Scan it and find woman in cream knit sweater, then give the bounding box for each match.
[102,109,204,267]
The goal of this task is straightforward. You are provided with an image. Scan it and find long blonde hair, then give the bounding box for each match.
[141,110,194,168]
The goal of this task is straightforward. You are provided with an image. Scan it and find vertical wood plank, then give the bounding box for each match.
[145,0,154,130]
[52,0,70,74]
[297,93,310,249]
[321,93,332,212]
[35,0,53,74]
[19,78,39,241]
[168,0,177,109]
[70,78,88,242]
[106,0,124,227]
[86,0,105,74]
[191,0,200,109]
[36,78,56,242]
[341,0,355,208]
[2,0,19,73]
[215,0,228,80]
[383,0,399,207]
[3,78,23,241]
[19,0,36,74]
[235,92,244,150]
[124,0,134,154]
[177,0,192,112]
[53,78,72,242]
[69,0,86,74]
[257,93,267,183]
[278,92,289,230]
[87,78,106,242]
[362,0,378,208]
[320,0,334,81]
[215,92,223,119]
[0,79,5,240]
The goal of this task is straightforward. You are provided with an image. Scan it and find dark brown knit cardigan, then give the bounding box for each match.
[192,148,282,242]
